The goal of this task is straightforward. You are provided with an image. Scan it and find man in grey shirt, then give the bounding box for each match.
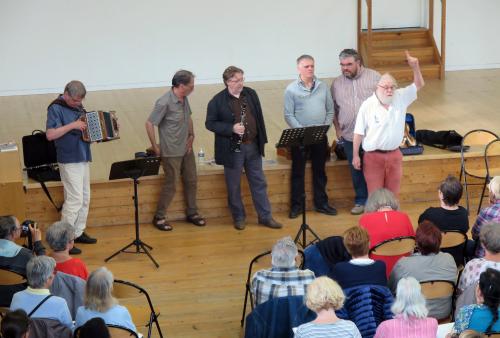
[331,49,380,215]
[145,70,206,231]
[284,54,336,218]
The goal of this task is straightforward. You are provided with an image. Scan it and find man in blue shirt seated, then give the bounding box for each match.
[46,81,97,254]
[251,236,315,305]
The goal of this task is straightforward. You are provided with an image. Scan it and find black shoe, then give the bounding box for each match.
[233,219,246,230]
[315,204,338,216]
[289,208,302,219]
[258,218,283,229]
[75,232,97,244]
[69,246,82,255]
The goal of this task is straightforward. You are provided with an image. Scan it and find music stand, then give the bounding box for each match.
[105,157,161,267]
[276,125,330,248]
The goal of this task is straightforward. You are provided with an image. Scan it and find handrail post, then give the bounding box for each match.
[440,0,446,79]
[429,0,434,35]
[357,0,361,53]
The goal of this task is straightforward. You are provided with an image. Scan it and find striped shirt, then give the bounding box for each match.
[251,266,315,306]
[471,200,500,257]
[374,315,438,338]
[331,67,380,141]
[294,319,361,338]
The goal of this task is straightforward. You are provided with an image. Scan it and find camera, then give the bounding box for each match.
[20,219,35,250]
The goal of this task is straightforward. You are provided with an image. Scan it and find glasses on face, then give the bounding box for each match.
[340,62,354,68]
[378,84,397,91]
[227,77,244,84]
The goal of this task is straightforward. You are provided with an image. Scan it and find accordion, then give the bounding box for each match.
[81,110,120,143]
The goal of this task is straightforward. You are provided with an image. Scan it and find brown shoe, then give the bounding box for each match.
[234,219,246,230]
[259,218,283,229]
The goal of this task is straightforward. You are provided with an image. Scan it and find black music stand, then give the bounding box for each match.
[105,157,161,267]
[276,125,330,248]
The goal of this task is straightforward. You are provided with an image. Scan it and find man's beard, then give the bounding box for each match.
[377,92,393,105]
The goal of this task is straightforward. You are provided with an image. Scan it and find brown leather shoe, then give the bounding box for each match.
[234,219,246,230]
[258,218,283,229]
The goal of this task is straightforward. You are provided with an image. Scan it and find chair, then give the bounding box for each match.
[486,333,500,338]
[240,249,305,327]
[369,236,416,256]
[420,280,456,320]
[459,129,498,214]
[440,230,468,269]
[113,279,163,338]
[107,325,139,338]
[0,268,27,315]
[479,138,500,211]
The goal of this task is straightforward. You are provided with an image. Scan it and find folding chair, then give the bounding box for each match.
[440,230,468,269]
[459,129,498,214]
[479,138,500,212]
[240,249,304,327]
[0,268,26,316]
[420,280,456,321]
[369,236,416,257]
[107,325,139,338]
[113,279,163,338]
[486,333,500,338]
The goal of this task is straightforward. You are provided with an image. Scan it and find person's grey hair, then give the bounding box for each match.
[0,215,17,239]
[479,223,500,254]
[85,267,118,312]
[339,48,361,62]
[364,188,400,212]
[171,70,194,88]
[391,277,428,319]
[46,221,75,252]
[26,256,56,289]
[64,80,86,98]
[489,176,500,200]
[296,54,314,64]
[378,73,398,89]
[271,236,298,268]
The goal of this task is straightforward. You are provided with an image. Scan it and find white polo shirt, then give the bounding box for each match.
[354,83,417,152]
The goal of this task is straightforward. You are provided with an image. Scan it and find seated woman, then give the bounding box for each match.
[75,267,136,333]
[375,277,438,338]
[448,268,500,336]
[0,216,45,306]
[46,221,88,280]
[472,176,500,258]
[9,256,73,329]
[294,276,361,338]
[0,309,30,338]
[389,221,457,320]
[418,175,469,266]
[331,226,387,289]
[359,189,416,277]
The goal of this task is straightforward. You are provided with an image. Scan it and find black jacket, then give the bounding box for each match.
[205,87,268,168]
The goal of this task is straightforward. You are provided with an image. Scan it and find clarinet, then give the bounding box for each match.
[233,99,247,153]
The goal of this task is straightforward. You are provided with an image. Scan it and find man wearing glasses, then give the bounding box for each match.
[352,51,424,196]
[206,66,282,230]
[331,49,381,215]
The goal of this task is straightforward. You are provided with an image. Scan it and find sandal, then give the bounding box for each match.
[186,214,206,227]
[153,216,173,231]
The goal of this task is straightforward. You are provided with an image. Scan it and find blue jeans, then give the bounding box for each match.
[223,142,272,222]
[343,139,368,205]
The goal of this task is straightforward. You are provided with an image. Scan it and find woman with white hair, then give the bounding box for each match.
[374,277,437,338]
[294,276,361,338]
[75,267,136,332]
[472,176,500,257]
[46,221,88,280]
[9,256,73,329]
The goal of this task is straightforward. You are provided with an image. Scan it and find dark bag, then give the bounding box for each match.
[416,129,464,152]
[22,130,62,211]
[400,113,424,156]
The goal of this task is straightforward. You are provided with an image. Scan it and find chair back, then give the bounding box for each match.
[107,325,139,338]
[462,129,498,148]
[485,138,500,176]
[440,231,467,249]
[370,236,415,256]
[420,280,455,299]
[113,280,163,338]
[0,268,26,285]
[486,333,500,338]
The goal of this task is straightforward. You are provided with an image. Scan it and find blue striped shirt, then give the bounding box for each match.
[295,319,361,338]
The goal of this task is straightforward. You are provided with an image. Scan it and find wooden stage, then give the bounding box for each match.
[1,69,500,337]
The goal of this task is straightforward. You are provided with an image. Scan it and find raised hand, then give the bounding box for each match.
[405,50,419,69]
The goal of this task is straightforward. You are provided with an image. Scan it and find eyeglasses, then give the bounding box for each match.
[227,77,244,84]
[378,84,397,91]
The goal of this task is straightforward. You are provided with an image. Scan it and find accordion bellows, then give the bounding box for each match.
[82,110,120,143]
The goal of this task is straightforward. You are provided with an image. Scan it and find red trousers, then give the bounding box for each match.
[363,149,403,197]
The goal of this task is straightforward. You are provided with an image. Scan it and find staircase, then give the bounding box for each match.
[359,28,442,83]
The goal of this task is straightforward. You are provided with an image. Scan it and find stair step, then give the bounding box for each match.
[360,28,428,40]
[373,63,441,82]
[370,47,437,66]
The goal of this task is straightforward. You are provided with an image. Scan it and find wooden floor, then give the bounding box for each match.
[1,69,499,337]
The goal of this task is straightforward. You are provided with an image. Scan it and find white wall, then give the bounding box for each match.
[0,0,499,95]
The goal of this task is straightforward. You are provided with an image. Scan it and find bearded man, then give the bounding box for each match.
[352,51,424,196]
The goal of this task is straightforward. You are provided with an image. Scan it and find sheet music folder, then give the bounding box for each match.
[276,125,330,148]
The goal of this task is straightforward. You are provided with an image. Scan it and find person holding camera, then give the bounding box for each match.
[0,215,45,306]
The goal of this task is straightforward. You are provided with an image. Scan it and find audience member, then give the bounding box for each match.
[46,221,88,280]
[10,256,72,329]
[294,276,361,338]
[0,309,30,338]
[374,277,438,338]
[75,267,136,332]
[359,188,415,276]
[389,221,457,319]
[418,175,469,265]
[0,215,45,306]
[458,223,500,296]
[78,317,111,338]
[472,176,500,257]
[448,268,500,336]
[251,236,315,306]
[331,226,387,289]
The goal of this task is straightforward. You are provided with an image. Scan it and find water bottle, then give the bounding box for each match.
[197,148,205,164]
